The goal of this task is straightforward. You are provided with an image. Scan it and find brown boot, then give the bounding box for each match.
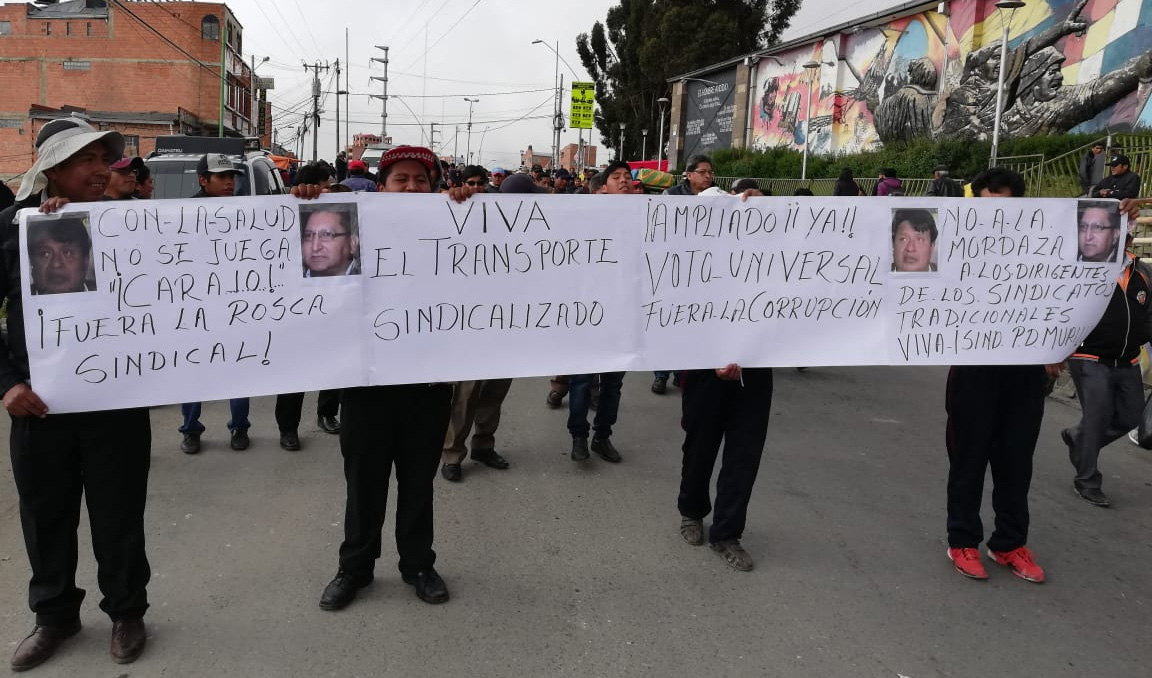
[10,620,81,672]
[110,617,146,664]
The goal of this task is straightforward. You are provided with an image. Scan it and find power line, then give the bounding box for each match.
[398,0,485,73]
[290,0,325,55]
[339,88,554,99]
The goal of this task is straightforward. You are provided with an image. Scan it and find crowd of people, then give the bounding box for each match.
[0,119,1148,671]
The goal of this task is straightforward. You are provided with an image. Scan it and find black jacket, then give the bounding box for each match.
[926,177,963,197]
[1079,151,1100,193]
[0,196,40,395]
[663,182,695,196]
[1091,171,1141,200]
[1076,255,1152,364]
[833,179,862,196]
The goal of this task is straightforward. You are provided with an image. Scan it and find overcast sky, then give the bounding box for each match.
[219,0,893,167]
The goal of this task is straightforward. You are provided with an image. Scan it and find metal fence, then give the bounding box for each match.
[711,176,935,196]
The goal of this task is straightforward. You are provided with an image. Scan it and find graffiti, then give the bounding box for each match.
[747,0,1152,156]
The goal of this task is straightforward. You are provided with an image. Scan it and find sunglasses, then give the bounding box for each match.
[465,180,488,187]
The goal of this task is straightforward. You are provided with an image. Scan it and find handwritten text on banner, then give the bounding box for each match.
[19,194,1124,412]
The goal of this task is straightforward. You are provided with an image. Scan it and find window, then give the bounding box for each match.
[86,22,92,37]
[43,22,50,36]
[66,22,71,37]
[122,135,139,158]
[62,60,91,71]
[0,22,11,36]
[201,15,219,41]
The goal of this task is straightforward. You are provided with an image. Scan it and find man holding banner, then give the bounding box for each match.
[944,168,1051,584]
[319,146,453,611]
[0,118,151,670]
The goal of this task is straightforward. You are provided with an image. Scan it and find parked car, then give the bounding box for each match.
[145,136,287,199]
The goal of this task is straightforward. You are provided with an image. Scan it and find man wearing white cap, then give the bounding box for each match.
[179,154,251,454]
[0,117,151,670]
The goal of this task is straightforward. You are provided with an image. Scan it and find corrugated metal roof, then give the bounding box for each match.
[27,0,110,20]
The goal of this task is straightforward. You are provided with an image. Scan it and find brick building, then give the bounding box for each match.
[559,143,595,171]
[0,0,262,177]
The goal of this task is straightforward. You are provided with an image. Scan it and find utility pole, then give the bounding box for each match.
[464,97,478,165]
[334,58,342,160]
[370,46,390,140]
[554,73,564,169]
[428,122,439,154]
[303,61,330,162]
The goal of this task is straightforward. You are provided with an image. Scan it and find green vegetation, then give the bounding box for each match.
[576,0,802,160]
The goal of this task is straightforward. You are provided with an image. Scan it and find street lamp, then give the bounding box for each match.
[641,128,649,161]
[801,60,821,180]
[464,97,479,164]
[618,121,626,162]
[990,0,1025,167]
[657,97,669,169]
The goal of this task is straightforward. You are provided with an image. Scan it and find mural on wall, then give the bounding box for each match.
[749,0,1152,156]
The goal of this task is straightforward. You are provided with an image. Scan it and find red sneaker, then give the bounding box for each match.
[947,547,988,580]
[988,546,1046,583]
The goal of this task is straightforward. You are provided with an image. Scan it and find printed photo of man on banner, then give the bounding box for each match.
[26,212,96,295]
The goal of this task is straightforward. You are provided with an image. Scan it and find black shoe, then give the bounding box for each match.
[402,568,450,604]
[651,376,668,394]
[591,437,622,463]
[471,449,510,470]
[279,430,301,451]
[318,414,341,434]
[319,570,373,611]
[180,432,201,455]
[1075,485,1111,507]
[10,620,81,672]
[546,390,564,409]
[109,617,146,665]
[1061,428,1074,457]
[441,463,462,482]
[571,437,590,461]
[230,429,250,451]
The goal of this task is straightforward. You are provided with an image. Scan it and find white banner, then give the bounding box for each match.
[19,194,1124,412]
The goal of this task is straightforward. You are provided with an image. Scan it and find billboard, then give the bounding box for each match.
[681,67,739,160]
[570,82,595,130]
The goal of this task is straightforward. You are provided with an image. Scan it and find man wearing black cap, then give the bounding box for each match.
[1092,154,1141,200]
[926,165,963,197]
[0,117,152,670]
[553,168,575,194]
[179,154,250,453]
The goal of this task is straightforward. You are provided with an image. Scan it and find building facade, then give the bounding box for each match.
[0,0,258,175]
[559,142,597,170]
[668,0,1152,166]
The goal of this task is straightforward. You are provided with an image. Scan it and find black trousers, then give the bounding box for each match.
[10,408,151,625]
[945,365,1046,552]
[274,389,340,433]
[337,384,452,577]
[677,368,773,543]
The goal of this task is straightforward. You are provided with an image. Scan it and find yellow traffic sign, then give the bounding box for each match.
[570,81,595,130]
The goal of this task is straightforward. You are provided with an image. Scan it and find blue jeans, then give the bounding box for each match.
[180,399,250,434]
[567,372,624,439]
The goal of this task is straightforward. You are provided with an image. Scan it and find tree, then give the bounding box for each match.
[576,1,802,164]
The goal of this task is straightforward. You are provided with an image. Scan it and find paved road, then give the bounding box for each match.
[0,368,1149,677]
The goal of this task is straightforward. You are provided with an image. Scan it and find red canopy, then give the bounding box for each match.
[628,160,670,172]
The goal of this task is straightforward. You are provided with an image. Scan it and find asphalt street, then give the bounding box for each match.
[0,368,1149,678]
